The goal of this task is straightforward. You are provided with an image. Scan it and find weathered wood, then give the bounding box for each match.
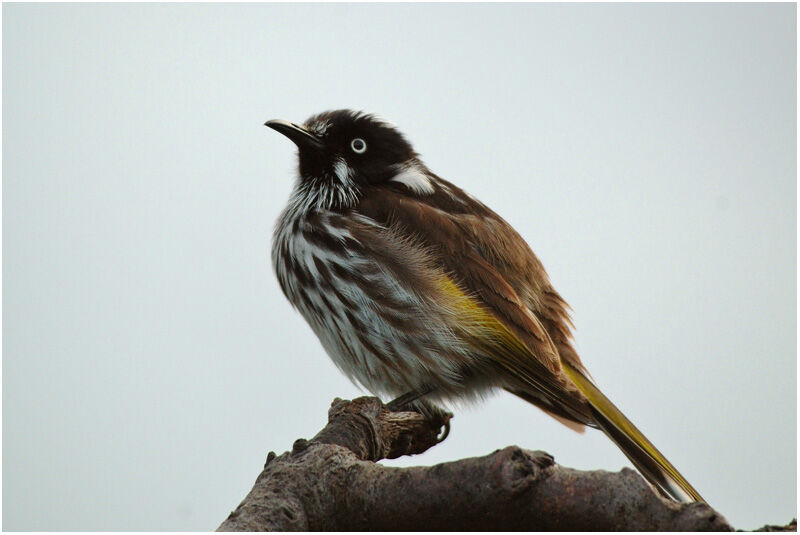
[217,396,788,531]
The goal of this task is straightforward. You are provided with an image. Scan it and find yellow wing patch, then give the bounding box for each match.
[436,275,530,354]
[436,275,703,503]
[435,274,571,403]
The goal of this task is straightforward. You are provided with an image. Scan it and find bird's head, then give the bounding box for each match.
[266,109,434,209]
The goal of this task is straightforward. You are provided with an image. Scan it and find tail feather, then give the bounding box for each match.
[509,388,587,433]
[561,361,705,503]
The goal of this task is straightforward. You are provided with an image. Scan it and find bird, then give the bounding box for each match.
[265,109,704,503]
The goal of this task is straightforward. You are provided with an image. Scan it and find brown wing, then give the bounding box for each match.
[443,179,583,371]
[356,179,705,500]
[356,179,592,424]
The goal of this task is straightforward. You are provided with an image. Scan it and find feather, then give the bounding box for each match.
[357,180,703,502]
[561,360,705,502]
[270,109,703,504]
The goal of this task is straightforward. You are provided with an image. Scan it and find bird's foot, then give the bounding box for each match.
[386,396,452,444]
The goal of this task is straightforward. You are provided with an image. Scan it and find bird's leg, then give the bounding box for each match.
[386,386,451,443]
[386,387,433,411]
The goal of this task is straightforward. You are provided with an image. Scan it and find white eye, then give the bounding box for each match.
[350,138,367,154]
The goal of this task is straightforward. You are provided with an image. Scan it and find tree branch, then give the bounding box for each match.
[217,397,790,531]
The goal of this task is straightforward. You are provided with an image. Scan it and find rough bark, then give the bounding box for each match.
[217,397,792,531]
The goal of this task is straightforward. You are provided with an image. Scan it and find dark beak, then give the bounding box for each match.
[264,119,324,150]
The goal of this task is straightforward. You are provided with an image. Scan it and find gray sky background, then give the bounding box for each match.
[3,3,796,530]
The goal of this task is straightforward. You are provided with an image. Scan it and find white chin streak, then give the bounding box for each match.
[333,158,353,185]
[390,162,435,195]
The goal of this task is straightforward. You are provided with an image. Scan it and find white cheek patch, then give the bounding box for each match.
[333,158,353,185]
[390,162,435,195]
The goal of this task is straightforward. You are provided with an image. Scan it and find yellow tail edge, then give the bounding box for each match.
[562,361,705,503]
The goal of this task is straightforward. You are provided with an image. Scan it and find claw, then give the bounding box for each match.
[436,420,451,443]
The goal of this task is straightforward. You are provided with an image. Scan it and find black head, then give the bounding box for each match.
[266,110,420,188]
